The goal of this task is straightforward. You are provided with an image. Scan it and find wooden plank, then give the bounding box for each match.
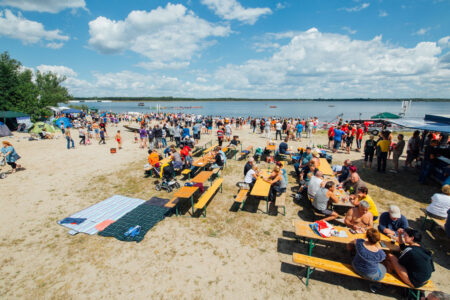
[194,178,223,209]
[421,208,446,230]
[173,186,198,199]
[181,169,191,175]
[318,158,333,176]
[293,220,398,252]
[203,144,218,155]
[250,177,271,197]
[235,189,249,203]
[191,171,213,184]
[292,253,435,291]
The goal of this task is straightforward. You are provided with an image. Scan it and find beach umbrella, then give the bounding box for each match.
[54,117,73,128]
[371,112,400,119]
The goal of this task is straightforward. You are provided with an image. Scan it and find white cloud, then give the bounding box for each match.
[37,65,78,77]
[339,2,370,12]
[378,10,388,17]
[201,0,271,24]
[438,36,450,48]
[276,2,286,10]
[211,28,450,98]
[0,0,86,13]
[136,61,190,70]
[0,10,68,45]
[342,26,357,35]
[415,27,430,36]
[196,77,208,82]
[88,3,229,68]
[46,42,64,49]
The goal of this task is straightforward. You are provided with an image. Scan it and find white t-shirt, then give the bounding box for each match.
[276,123,282,130]
[244,169,256,184]
[308,176,323,197]
[426,193,450,218]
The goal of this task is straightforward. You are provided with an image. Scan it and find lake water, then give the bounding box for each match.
[72,100,450,122]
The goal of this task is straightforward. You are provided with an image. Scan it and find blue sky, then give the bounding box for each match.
[0,0,449,98]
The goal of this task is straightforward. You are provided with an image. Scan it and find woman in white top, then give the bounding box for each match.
[244,165,259,190]
[426,185,450,219]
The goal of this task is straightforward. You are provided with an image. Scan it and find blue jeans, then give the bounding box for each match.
[276,130,282,140]
[419,160,432,183]
[352,261,386,281]
[162,137,167,147]
[66,136,74,149]
[296,131,302,138]
[294,162,300,177]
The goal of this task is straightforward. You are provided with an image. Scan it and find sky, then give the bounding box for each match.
[0,0,449,98]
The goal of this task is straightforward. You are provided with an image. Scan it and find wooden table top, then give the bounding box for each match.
[250,173,271,197]
[191,171,213,184]
[193,156,213,167]
[174,186,199,198]
[318,158,333,176]
[203,144,218,155]
[293,220,399,252]
[160,157,172,165]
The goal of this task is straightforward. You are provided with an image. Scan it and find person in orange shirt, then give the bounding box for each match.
[148,149,160,167]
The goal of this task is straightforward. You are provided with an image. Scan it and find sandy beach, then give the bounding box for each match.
[0,122,448,299]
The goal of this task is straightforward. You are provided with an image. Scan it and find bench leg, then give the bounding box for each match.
[305,267,315,287]
[282,206,285,216]
[421,214,428,230]
[308,239,316,256]
[408,289,420,300]
[190,196,195,216]
[202,208,206,218]
[175,206,179,217]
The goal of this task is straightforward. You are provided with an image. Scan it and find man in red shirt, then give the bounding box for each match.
[328,125,335,149]
[356,125,364,151]
[217,126,224,146]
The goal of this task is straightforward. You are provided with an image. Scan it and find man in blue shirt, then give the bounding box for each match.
[294,147,312,177]
[193,122,201,143]
[378,205,409,239]
[333,128,346,153]
[296,122,303,140]
[182,127,190,139]
[278,138,290,154]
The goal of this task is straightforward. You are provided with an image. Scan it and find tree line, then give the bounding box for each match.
[0,51,70,121]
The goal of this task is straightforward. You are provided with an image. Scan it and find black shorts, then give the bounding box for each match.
[346,136,354,146]
[364,151,374,162]
[194,133,200,140]
[329,136,334,141]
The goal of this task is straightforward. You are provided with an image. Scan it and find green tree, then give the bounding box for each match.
[0,51,71,121]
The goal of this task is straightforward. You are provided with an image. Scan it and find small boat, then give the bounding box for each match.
[138,103,145,106]
[269,105,277,108]
[328,105,335,107]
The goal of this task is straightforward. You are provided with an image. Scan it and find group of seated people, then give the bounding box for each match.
[242,158,287,202]
[302,158,440,290]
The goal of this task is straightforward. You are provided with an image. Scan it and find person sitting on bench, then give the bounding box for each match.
[312,181,340,222]
[294,147,312,177]
[351,186,379,221]
[211,147,224,170]
[278,138,292,156]
[307,171,324,198]
[344,200,374,233]
[228,135,240,149]
[244,157,254,176]
[264,166,283,202]
[386,228,435,288]
[244,165,259,190]
[426,184,450,220]
[378,205,409,240]
[348,228,386,281]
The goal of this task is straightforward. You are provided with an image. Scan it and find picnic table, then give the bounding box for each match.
[202,144,218,156]
[160,157,172,165]
[250,169,272,213]
[193,155,214,169]
[318,158,333,176]
[173,186,199,216]
[265,143,276,152]
[191,171,213,186]
[292,219,399,255]
[331,188,353,209]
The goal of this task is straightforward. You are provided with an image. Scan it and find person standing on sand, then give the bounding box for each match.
[65,126,75,149]
[116,130,122,149]
[99,128,106,144]
[1,141,23,173]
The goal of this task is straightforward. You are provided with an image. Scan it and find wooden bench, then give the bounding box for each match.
[292,252,435,300]
[212,167,221,177]
[192,147,203,157]
[277,152,290,162]
[234,188,249,210]
[181,168,192,179]
[421,208,446,232]
[203,144,218,156]
[194,178,224,217]
[275,193,286,216]
[240,146,253,159]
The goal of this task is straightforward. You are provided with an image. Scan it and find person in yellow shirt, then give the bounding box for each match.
[376,134,390,172]
[351,186,379,221]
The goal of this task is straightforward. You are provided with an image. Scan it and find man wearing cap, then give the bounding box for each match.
[378,205,409,238]
[344,200,374,233]
[336,159,352,183]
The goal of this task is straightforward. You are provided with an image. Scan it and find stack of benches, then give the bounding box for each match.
[240,146,253,160]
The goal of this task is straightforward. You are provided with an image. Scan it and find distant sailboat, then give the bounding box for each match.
[138,103,145,107]
[270,105,277,108]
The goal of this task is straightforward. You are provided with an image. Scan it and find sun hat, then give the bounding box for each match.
[389,205,401,219]
[312,150,320,158]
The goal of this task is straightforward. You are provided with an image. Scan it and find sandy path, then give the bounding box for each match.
[0,123,448,299]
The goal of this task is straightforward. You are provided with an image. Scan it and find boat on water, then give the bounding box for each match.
[269,105,277,108]
[138,103,145,106]
[328,105,335,107]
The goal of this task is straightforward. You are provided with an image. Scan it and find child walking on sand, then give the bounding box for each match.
[99,128,106,144]
[116,130,122,149]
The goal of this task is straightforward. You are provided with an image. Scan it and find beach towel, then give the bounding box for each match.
[95,219,115,231]
[98,203,170,242]
[310,220,334,238]
[58,195,145,235]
